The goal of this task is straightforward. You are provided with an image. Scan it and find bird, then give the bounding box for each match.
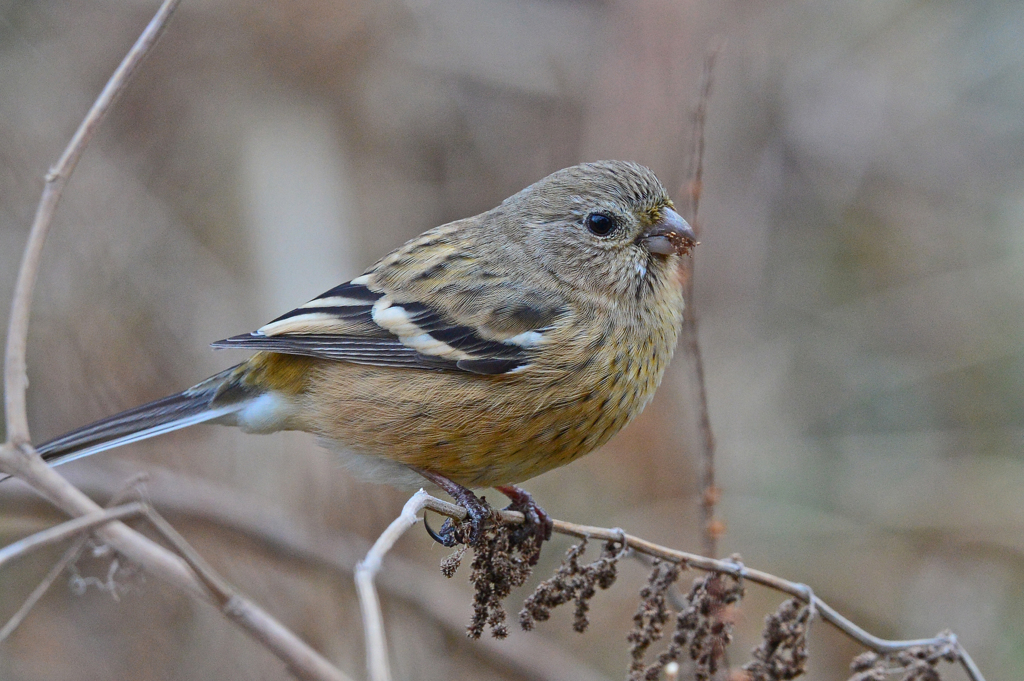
[26,160,696,544]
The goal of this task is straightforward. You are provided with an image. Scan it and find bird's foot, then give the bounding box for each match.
[496,484,552,564]
[416,468,496,547]
[414,470,552,559]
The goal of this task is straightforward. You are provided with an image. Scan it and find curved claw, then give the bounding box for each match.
[413,467,495,546]
[423,513,466,547]
[423,513,450,546]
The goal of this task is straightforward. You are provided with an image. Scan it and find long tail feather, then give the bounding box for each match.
[0,366,255,483]
[34,391,246,470]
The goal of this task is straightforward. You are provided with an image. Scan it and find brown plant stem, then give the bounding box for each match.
[369,492,986,681]
[0,502,145,569]
[3,465,611,681]
[680,46,722,558]
[2,0,182,445]
[0,2,352,679]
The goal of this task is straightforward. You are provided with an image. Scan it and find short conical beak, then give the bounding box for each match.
[641,207,697,256]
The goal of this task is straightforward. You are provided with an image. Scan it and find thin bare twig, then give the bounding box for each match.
[680,46,723,558]
[0,2,352,678]
[2,0,182,446]
[0,502,145,569]
[0,480,150,642]
[353,490,523,681]
[136,506,353,681]
[4,464,611,681]
[0,503,145,642]
[3,449,353,681]
[0,533,89,642]
[0,485,354,681]
[386,492,985,681]
[355,491,428,681]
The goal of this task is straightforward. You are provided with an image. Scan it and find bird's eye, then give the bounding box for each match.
[585,212,617,237]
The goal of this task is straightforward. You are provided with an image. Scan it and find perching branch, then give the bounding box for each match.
[355,491,432,681]
[369,491,985,681]
[3,465,610,681]
[354,490,523,681]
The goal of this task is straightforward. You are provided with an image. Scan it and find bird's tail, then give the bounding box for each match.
[27,365,253,474]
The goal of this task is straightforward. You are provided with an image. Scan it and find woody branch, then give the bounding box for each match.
[356,492,986,681]
[0,2,351,680]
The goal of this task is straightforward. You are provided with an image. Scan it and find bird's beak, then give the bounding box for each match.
[640,207,697,256]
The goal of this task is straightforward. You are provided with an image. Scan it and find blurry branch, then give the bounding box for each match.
[6,466,610,681]
[2,0,181,444]
[0,502,146,571]
[0,454,353,681]
[0,502,148,645]
[0,2,352,680]
[362,491,985,681]
[1,479,148,642]
[680,45,723,558]
[683,46,718,227]
[0,498,355,681]
[0,527,89,642]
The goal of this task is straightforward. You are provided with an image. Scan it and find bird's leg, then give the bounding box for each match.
[496,484,553,554]
[414,468,494,547]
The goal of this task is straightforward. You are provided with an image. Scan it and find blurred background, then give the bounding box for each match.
[1,0,1022,679]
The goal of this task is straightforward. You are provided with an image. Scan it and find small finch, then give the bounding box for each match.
[28,161,696,541]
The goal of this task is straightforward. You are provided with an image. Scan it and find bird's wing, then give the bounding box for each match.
[212,263,568,376]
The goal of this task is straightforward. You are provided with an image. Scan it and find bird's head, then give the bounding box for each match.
[498,160,696,303]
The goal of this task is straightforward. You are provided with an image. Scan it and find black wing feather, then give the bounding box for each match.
[212,279,534,375]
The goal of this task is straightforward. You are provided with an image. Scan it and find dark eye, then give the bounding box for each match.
[585,212,617,237]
